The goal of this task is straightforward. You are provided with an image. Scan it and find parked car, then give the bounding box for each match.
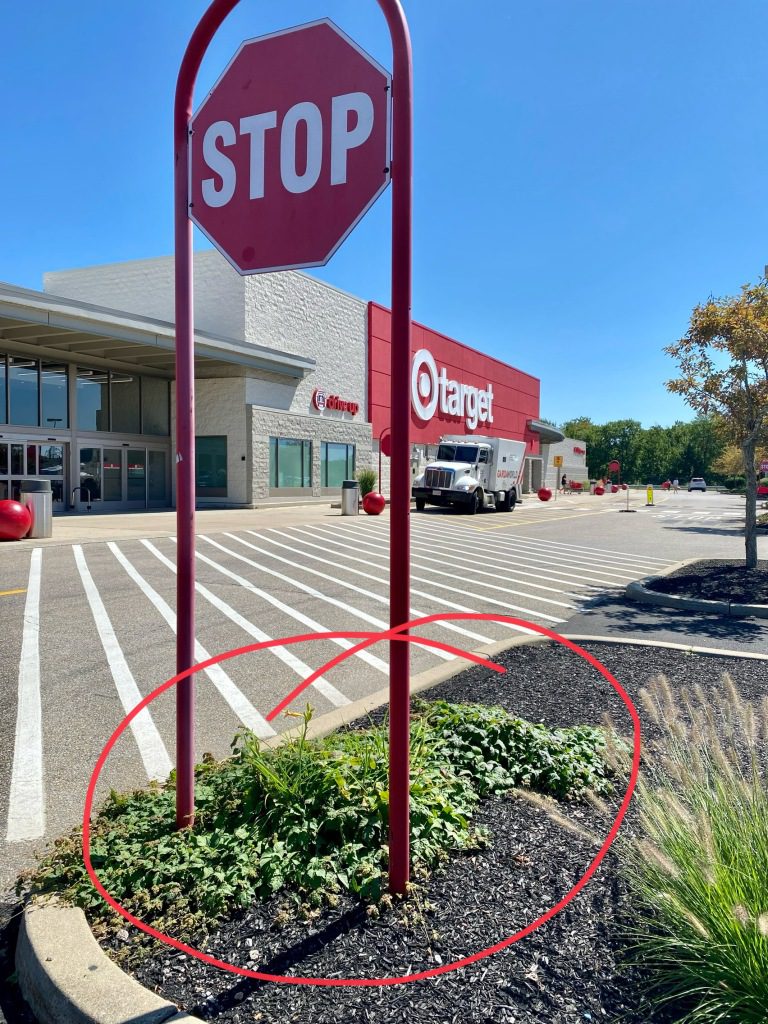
[688,477,707,492]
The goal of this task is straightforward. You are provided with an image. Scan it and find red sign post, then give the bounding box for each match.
[175,1,413,893]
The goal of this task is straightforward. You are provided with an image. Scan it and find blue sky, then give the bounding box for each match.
[2,0,767,428]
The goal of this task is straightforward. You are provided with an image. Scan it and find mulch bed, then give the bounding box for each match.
[106,642,768,1024]
[645,558,768,603]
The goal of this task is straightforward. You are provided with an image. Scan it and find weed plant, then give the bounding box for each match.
[355,467,377,497]
[619,673,768,1023]
[22,700,611,946]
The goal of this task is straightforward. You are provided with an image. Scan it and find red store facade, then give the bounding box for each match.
[367,301,559,494]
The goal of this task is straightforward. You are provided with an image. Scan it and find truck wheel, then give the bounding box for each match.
[467,489,483,515]
[506,489,517,511]
[415,498,426,511]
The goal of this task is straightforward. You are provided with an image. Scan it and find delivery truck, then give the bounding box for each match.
[411,434,526,514]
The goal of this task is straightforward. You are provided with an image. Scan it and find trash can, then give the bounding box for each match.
[20,479,53,538]
[341,479,359,516]
[589,481,596,495]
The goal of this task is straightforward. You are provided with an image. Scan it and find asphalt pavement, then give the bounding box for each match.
[0,488,764,893]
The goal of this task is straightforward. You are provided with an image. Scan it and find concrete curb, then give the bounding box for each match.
[17,630,765,1023]
[624,558,768,620]
[16,897,203,1024]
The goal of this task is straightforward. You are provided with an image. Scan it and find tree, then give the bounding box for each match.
[665,278,768,567]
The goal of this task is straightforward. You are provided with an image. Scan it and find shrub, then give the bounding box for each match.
[723,476,746,491]
[23,702,612,946]
[619,674,768,1023]
[356,467,377,497]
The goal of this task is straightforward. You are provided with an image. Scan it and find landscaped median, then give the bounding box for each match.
[13,639,768,1023]
[626,557,768,618]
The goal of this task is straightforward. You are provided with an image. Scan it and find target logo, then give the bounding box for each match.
[410,348,494,430]
[312,388,328,411]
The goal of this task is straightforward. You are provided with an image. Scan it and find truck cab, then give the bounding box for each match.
[412,434,525,514]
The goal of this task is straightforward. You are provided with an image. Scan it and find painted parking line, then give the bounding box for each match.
[290,524,593,602]
[229,532,500,647]
[240,529,496,645]
[73,545,172,783]
[333,519,622,591]
[0,588,27,598]
[107,543,275,739]
[190,542,389,676]
[144,539,350,709]
[6,549,43,842]
[287,523,570,622]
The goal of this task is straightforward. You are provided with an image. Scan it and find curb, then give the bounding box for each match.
[16,631,766,1023]
[624,558,768,620]
[16,898,203,1024]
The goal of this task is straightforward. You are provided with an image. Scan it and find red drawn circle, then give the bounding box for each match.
[82,614,641,987]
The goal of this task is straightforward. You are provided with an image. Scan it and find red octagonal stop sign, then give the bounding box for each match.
[189,19,391,275]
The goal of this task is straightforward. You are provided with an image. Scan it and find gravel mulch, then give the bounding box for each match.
[645,558,768,603]
[110,642,768,1024]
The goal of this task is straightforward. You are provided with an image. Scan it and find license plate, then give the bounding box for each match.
[432,489,441,496]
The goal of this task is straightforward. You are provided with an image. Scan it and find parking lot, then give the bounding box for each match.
[0,490,759,888]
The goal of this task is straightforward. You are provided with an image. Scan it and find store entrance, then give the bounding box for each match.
[0,441,67,511]
[76,446,168,511]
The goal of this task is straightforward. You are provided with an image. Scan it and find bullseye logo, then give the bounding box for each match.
[411,349,439,422]
[410,348,494,430]
[312,388,328,411]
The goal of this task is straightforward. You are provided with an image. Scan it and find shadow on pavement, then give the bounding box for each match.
[567,595,768,649]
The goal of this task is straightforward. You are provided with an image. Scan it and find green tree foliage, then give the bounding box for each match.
[559,416,724,484]
[665,278,768,568]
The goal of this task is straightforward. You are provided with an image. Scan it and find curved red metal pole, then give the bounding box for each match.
[173,2,413,899]
[376,0,413,896]
[174,0,240,829]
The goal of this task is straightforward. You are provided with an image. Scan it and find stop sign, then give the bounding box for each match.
[189,20,391,275]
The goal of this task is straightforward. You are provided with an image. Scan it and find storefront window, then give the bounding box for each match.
[0,357,6,424]
[142,377,170,436]
[269,437,312,489]
[41,362,68,429]
[9,356,39,426]
[39,445,64,475]
[321,442,355,488]
[77,369,110,431]
[111,373,141,434]
[196,436,227,496]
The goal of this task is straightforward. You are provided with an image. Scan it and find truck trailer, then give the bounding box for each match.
[412,434,526,514]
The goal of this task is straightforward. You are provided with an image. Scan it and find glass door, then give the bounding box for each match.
[103,449,123,504]
[77,447,102,509]
[125,449,147,508]
[147,450,168,508]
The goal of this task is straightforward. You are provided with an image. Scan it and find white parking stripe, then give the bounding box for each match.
[413,519,670,570]
[334,521,619,588]
[230,532,500,647]
[269,526,570,621]
[406,526,651,581]
[6,548,44,842]
[189,544,389,675]
[143,540,350,709]
[107,543,275,739]
[333,516,626,589]
[284,525,586,602]
[73,545,172,783]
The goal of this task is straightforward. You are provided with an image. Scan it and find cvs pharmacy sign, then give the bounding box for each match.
[411,348,494,430]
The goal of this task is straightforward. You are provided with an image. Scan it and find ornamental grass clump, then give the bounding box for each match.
[621,673,768,1023]
[22,701,611,948]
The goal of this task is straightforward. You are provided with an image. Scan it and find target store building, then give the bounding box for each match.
[0,250,560,511]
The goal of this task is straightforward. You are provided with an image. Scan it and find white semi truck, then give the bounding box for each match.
[412,434,527,514]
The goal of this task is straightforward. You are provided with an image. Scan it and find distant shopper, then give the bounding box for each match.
[672,478,679,493]
[561,473,567,491]
[662,479,671,490]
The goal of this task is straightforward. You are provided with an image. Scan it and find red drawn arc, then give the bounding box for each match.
[82,614,641,987]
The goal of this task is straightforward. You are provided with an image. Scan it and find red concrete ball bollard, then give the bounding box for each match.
[611,484,619,493]
[537,487,552,502]
[0,500,32,541]
[594,485,605,496]
[621,483,628,490]
[362,491,386,515]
